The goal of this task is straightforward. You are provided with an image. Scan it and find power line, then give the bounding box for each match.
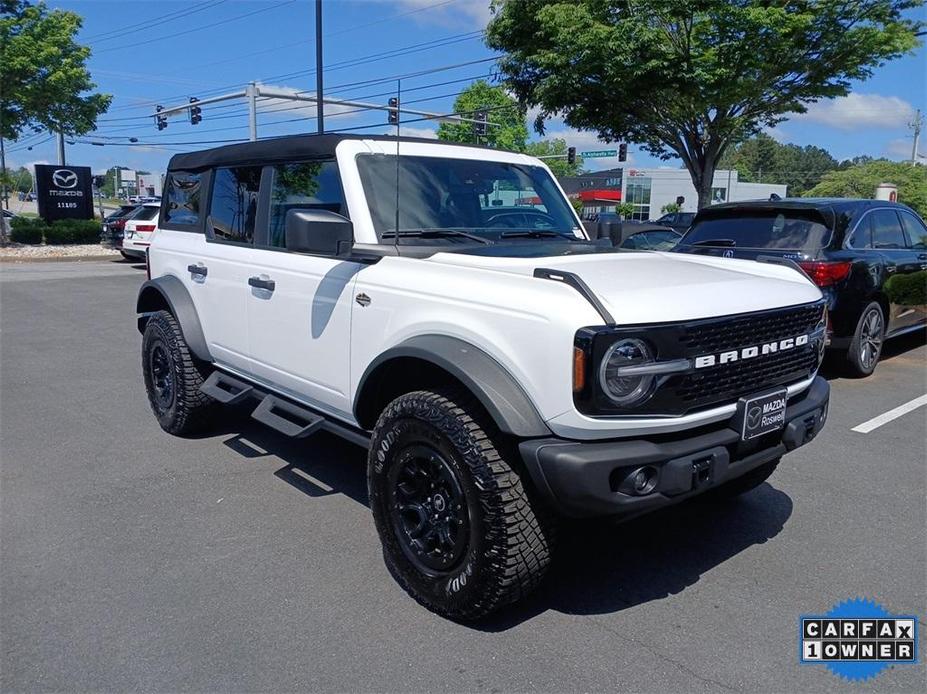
[92,0,296,55]
[82,1,227,43]
[97,0,468,114]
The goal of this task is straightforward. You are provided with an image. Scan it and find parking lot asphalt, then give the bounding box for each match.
[1,260,925,693]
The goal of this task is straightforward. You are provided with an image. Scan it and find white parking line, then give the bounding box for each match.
[851,394,927,434]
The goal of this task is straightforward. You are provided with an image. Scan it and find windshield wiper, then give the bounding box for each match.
[381,228,492,245]
[690,238,737,247]
[499,229,579,240]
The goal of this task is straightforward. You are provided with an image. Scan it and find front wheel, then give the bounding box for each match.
[847,302,884,377]
[368,390,555,621]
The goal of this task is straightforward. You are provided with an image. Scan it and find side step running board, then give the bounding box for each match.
[251,395,325,439]
[200,371,254,404]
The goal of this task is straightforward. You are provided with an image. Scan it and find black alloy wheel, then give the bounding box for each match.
[386,444,470,573]
[148,342,175,412]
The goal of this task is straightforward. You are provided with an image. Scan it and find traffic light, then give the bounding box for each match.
[473,110,488,137]
[388,97,399,125]
[618,143,628,162]
[189,97,202,125]
[567,146,576,165]
[156,105,167,131]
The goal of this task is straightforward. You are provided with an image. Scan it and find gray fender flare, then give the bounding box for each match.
[136,275,212,363]
[355,335,551,438]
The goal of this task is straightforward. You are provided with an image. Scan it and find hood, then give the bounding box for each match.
[426,250,822,325]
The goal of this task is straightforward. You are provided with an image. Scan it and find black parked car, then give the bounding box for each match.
[651,211,696,233]
[674,198,927,376]
[100,204,140,252]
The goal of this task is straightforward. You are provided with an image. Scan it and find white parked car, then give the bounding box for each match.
[136,135,830,620]
[121,202,160,260]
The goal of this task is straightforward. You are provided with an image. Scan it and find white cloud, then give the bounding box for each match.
[791,93,915,131]
[885,137,918,160]
[393,0,492,29]
[256,86,363,123]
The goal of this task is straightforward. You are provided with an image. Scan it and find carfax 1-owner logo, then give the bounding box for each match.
[800,598,918,681]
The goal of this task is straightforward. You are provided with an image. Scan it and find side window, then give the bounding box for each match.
[898,211,927,249]
[163,171,203,227]
[207,166,262,244]
[870,209,907,249]
[848,219,873,249]
[268,160,345,249]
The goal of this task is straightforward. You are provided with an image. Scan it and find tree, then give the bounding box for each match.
[437,80,528,151]
[1,0,111,212]
[719,133,840,196]
[486,0,923,209]
[804,160,927,217]
[524,138,583,177]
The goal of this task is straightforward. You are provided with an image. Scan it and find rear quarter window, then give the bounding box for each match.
[163,171,204,227]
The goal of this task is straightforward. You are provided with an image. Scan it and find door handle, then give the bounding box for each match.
[918,253,927,260]
[248,276,275,292]
[187,263,207,277]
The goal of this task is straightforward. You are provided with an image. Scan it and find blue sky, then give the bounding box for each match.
[6,0,926,177]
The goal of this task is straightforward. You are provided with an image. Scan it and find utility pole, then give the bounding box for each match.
[247,82,258,141]
[315,0,324,134]
[910,109,922,165]
[0,135,8,215]
[56,130,66,165]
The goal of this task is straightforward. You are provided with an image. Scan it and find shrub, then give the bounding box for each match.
[885,271,927,307]
[44,219,103,245]
[9,216,45,244]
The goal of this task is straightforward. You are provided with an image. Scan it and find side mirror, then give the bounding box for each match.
[284,209,353,257]
[597,219,622,246]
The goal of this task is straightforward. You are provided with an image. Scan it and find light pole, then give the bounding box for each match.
[315,0,324,134]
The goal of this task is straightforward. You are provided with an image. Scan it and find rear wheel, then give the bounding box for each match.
[847,302,884,377]
[142,310,215,435]
[368,389,555,621]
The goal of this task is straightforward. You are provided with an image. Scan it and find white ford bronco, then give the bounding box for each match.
[137,134,829,620]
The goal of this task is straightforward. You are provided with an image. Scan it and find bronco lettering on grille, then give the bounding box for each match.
[694,334,809,369]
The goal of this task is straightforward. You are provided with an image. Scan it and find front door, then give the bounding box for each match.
[244,160,359,421]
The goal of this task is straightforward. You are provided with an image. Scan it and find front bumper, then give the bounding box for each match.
[519,376,829,518]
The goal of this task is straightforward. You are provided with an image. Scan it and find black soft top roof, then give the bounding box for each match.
[166,133,488,171]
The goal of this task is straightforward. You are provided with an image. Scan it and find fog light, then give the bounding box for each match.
[627,465,658,495]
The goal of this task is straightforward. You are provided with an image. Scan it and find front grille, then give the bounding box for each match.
[678,303,823,355]
[575,300,825,417]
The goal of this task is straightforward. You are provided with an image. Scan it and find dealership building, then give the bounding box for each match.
[559,167,788,220]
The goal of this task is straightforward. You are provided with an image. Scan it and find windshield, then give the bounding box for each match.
[356,154,582,242]
[681,210,832,251]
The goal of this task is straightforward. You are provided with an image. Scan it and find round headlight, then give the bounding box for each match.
[599,338,655,406]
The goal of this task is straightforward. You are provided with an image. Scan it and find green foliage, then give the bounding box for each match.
[616,202,635,219]
[7,215,100,244]
[660,202,681,214]
[9,215,43,243]
[885,271,927,306]
[437,80,528,151]
[524,138,583,176]
[804,160,927,217]
[0,0,112,140]
[486,0,923,208]
[43,219,101,245]
[719,133,840,196]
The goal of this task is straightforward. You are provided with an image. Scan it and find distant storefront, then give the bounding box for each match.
[558,168,788,219]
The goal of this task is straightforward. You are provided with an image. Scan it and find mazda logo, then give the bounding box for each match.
[52,169,78,189]
[722,249,734,258]
[746,406,763,429]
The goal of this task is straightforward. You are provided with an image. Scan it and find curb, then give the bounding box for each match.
[0,254,128,264]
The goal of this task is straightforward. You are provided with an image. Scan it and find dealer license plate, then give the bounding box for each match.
[736,388,788,440]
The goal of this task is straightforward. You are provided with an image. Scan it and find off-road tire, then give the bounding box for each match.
[705,458,780,501]
[846,302,884,378]
[368,389,556,621]
[142,310,215,435]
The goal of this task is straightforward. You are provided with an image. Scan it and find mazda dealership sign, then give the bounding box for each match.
[35,164,94,221]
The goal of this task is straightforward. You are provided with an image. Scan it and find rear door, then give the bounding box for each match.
[869,208,922,332]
